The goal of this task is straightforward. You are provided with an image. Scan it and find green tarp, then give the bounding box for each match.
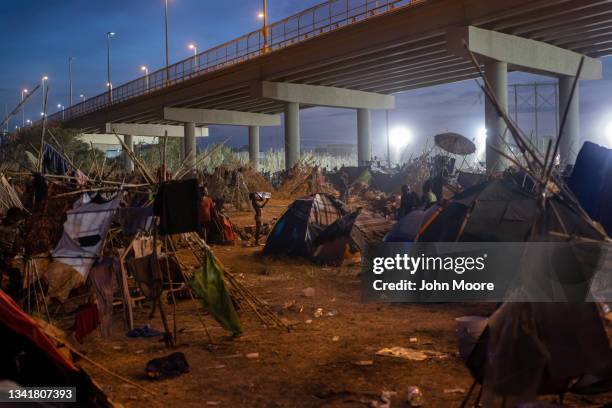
[188,248,241,335]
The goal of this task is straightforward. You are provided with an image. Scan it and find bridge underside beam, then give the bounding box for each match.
[447,25,602,79]
[251,81,395,110]
[106,122,208,137]
[163,107,281,127]
[78,134,159,145]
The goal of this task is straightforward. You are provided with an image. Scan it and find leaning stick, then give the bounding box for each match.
[0,84,40,131]
[44,332,155,396]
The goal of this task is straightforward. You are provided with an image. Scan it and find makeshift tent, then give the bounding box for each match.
[52,193,121,277]
[569,141,612,236]
[384,205,441,243]
[415,179,539,242]
[0,290,113,406]
[312,208,392,266]
[263,193,346,257]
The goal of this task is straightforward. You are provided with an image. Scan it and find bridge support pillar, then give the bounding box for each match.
[123,134,134,172]
[284,102,300,170]
[248,125,260,170]
[357,108,372,166]
[558,76,580,168]
[484,59,508,173]
[184,122,197,171]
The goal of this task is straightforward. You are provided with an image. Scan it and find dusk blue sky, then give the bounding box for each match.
[2,0,612,159]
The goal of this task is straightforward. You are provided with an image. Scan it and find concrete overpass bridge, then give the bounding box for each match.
[47,0,612,171]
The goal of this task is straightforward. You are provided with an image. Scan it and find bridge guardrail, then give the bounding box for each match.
[48,0,424,125]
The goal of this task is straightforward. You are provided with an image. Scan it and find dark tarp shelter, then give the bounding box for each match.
[311,208,392,266]
[0,290,114,407]
[568,141,612,236]
[263,193,346,257]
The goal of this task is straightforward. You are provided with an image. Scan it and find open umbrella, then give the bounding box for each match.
[434,132,476,155]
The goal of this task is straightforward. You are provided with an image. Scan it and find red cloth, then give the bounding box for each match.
[0,290,78,372]
[221,216,236,242]
[73,303,100,344]
[200,197,214,224]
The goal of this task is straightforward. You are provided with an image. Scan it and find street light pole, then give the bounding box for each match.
[68,57,75,106]
[41,76,48,112]
[164,0,170,84]
[188,44,197,75]
[262,0,269,53]
[386,109,391,168]
[106,32,115,103]
[141,66,149,91]
[57,104,65,121]
[21,89,28,127]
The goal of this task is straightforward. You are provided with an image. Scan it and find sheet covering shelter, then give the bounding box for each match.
[52,193,121,277]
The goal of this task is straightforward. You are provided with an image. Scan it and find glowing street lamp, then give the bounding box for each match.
[57,103,65,121]
[26,119,31,126]
[141,66,149,90]
[79,93,86,102]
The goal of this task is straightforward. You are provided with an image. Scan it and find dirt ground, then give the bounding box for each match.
[74,199,612,407]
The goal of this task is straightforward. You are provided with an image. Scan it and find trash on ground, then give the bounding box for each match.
[376,346,447,361]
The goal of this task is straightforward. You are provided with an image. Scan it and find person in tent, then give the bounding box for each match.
[249,193,269,245]
[398,184,418,218]
[421,180,437,209]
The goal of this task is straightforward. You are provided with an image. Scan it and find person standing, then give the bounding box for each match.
[398,184,418,218]
[339,170,350,204]
[249,193,269,245]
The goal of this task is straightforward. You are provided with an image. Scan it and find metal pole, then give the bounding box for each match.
[386,109,391,167]
[21,91,25,127]
[534,82,538,141]
[107,32,113,104]
[262,0,268,53]
[164,0,170,84]
[69,57,75,106]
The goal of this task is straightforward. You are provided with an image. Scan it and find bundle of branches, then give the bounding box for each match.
[23,182,75,255]
[241,165,274,193]
[0,174,25,215]
[275,156,337,198]
[465,47,608,240]
[183,232,288,330]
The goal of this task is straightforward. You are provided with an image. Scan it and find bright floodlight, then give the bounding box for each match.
[141,66,147,71]
[23,89,28,93]
[605,120,612,143]
[188,43,195,49]
[389,126,412,150]
[257,12,265,18]
[476,126,487,150]
[57,104,61,108]
[42,76,48,81]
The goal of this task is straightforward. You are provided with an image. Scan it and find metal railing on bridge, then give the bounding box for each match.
[49,0,424,124]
